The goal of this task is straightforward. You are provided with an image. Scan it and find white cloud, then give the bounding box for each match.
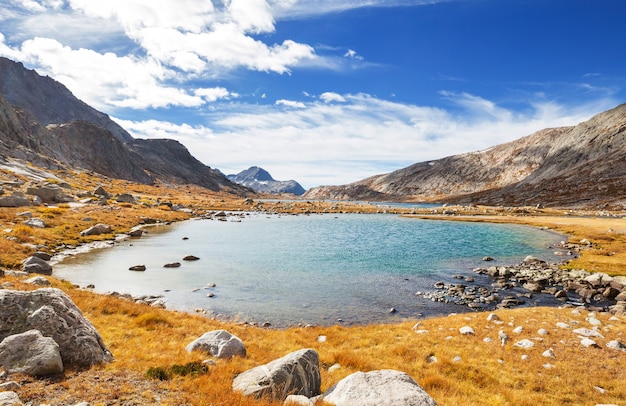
[275,99,306,108]
[115,92,611,188]
[0,0,318,110]
[194,87,237,102]
[271,0,441,19]
[320,92,346,103]
[344,49,363,61]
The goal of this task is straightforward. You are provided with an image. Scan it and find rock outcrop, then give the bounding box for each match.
[186,330,246,359]
[233,348,321,400]
[0,329,64,376]
[321,370,438,406]
[0,288,112,367]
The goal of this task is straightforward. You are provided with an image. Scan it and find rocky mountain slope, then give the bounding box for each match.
[227,166,306,195]
[0,57,247,193]
[305,103,626,208]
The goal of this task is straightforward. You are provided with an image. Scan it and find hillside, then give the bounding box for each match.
[0,57,248,193]
[227,166,306,195]
[305,104,626,208]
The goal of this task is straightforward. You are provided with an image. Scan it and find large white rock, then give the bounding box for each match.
[0,288,112,367]
[233,348,321,401]
[186,330,246,358]
[0,330,63,376]
[321,370,437,406]
[0,391,23,406]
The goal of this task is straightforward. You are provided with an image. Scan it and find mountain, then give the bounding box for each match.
[0,57,248,193]
[305,103,626,208]
[227,166,306,195]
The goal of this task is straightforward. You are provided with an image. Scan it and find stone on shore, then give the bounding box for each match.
[321,369,437,406]
[233,348,321,401]
[80,223,112,236]
[22,256,52,275]
[186,330,246,359]
[0,329,63,376]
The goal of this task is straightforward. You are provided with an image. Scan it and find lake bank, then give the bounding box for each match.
[51,210,586,327]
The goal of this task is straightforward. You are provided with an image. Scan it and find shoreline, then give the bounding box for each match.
[46,210,625,328]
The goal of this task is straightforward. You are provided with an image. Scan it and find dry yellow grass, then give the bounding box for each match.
[1,171,625,405]
[6,275,625,406]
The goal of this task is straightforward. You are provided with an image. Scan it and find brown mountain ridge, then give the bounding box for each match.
[305,103,626,208]
[0,57,248,194]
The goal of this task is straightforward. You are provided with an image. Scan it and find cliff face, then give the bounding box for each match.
[0,57,248,193]
[305,104,626,208]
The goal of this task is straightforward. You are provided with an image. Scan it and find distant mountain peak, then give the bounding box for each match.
[227,166,306,195]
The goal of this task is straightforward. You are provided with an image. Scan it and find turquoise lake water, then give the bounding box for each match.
[53,213,565,326]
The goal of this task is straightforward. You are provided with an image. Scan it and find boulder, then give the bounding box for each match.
[0,329,63,376]
[23,218,46,228]
[22,256,52,275]
[33,252,53,261]
[24,276,52,286]
[93,186,111,198]
[233,348,321,401]
[0,391,23,406]
[0,288,112,367]
[321,370,437,406]
[0,195,31,207]
[80,223,112,236]
[116,193,136,203]
[584,272,613,288]
[522,282,542,292]
[186,330,246,359]
[26,185,73,203]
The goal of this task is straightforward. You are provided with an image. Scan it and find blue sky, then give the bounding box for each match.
[1,0,625,188]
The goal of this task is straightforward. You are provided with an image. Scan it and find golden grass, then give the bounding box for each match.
[7,275,624,406]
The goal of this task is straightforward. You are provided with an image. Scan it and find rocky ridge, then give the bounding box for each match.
[0,57,248,194]
[305,103,626,208]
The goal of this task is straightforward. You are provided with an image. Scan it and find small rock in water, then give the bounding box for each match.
[183,255,200,261]
[207,293,215,298]
[163,262,181,268]
[389,307,397,314]
[129,265,146,272]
